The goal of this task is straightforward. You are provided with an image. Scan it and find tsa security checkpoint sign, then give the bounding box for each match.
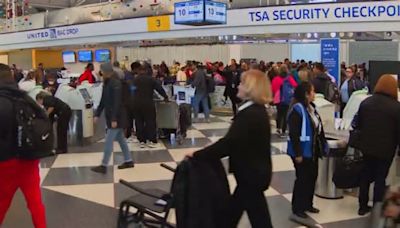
[321,38,340,85]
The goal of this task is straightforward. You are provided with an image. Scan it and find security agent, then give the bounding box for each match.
[36,91,72,154]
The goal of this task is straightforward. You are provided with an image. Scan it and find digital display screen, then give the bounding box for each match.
[204,1,227,24]
[78,50,92,62]
[174,1,205,24]
[62,51,76,63]
[95,49,111,62]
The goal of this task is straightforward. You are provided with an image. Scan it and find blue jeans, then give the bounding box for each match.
[102,128,133,166]
[193,92,210,119]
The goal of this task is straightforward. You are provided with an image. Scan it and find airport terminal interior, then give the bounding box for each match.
[0,0,400,228]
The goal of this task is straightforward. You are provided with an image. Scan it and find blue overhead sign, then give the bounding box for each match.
[321,38,340,84]
[174,0,227,25]
[174,1,205,24]
[205,1,227,24]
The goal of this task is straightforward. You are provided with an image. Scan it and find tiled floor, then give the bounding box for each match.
[3,115,371,228]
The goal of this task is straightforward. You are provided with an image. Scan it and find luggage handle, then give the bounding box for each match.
[160,163,176,172]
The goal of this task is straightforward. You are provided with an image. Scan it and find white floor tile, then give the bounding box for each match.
[114,162,176,183]
[168,148,202,162]
[39,168,50,185]
[272,155,295,172]
[208,136,223,143]
[193,122,231,130]
[52,152,106,168]
[186,129,207,139]
[308,195,363,224]
[272,142,287,153]
[43,183,115,208]
[113,142,167,152]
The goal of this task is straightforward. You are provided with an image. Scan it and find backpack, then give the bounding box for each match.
[0,88,54,159]
[280,77,295,105]
[206,76,216,93]
[324,80,340,103]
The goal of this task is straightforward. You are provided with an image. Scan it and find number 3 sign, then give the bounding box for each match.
[147,15,171,32]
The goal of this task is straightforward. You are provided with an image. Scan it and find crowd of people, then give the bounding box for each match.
[0,55,399,228]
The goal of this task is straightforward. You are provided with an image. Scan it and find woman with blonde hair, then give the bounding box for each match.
[188,70,274,227]
[356,74,400,216]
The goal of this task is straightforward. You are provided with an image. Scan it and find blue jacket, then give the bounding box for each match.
[287,103,314,158]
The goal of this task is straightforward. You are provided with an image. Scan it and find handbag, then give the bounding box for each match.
[332,153,364,189]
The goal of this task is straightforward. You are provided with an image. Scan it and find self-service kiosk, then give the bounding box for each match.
[55,84,94,146]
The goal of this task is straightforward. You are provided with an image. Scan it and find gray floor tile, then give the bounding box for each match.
[271,134,289,143]
[114,180,172,208]
[114,150,174,165]
[42,167,114,186]
[199,129,229,137]
[267,195,317,228]
[163,138,212,149]
[40,155,57,168]
[3,189,118,228]
[270,171,296,194]
[69,142,105,153]
[322,217,370,228]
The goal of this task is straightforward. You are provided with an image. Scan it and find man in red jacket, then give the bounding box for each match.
[78,63,96,84]
[0,64,47,228]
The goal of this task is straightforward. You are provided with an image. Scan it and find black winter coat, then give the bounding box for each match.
[194,103,272,191]
[172,159,229,228]
[96,74,127,128]
[312,73,332,97]
[0,84,19,161]
[358,93,400,160]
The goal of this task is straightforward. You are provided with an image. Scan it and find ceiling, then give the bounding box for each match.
[28,0,381,12]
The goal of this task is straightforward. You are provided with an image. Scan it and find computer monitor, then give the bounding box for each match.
[95,49,111,62]
[78,50,92,62]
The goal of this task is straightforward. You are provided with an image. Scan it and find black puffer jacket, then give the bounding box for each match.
[358,93,400,160]
[0,84,20,161]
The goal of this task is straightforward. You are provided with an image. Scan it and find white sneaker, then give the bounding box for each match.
[139,142,146,148]
[147,142,158,148]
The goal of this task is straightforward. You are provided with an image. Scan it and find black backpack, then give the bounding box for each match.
[0,88,54,159]
[324,80,340,103]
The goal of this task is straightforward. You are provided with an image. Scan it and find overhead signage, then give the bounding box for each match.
[27,27,79,40]
[246,1,400,24]
[174,0,227,25]
[147,15,171,32]
[321,38,340,85]
[204,1,227,24]
[174,1,205,24]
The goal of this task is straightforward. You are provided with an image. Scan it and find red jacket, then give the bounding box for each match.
[78,69,95,84]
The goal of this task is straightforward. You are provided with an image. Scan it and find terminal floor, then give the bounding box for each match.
[4,115,370,228]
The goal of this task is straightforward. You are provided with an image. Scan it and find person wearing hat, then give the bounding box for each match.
[91,63,134,174]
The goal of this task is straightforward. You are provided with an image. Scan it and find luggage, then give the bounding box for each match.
[155,101,179,129]
[280,77,295,105]
[179,104,192,136]
[332,153,364,189]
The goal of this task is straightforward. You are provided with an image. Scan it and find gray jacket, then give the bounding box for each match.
[192,69,207,95]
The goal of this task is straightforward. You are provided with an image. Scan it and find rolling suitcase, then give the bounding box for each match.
[155,101,179,130]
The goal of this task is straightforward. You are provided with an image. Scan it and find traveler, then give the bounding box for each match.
[223,63,242,116]
[35,63,46,85]
[91,63,134,174]
[78,63,96,84]
[356,75,400,216]
[176,65,187,86]
[0,64,47,228]
[340,67,365,115]
[43,73,59,96]
[188,69,273,228]
[312,62,339,102]
[18,70,36,92]
[132,64,169,148]
[36,91,72,154]
[240,62,249,72]
[298,70,312,82]
[191,64,210,122]
[125,61,141,140]
[113,61,125,80]
[287,82,327,220]
[272,64,297,137]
